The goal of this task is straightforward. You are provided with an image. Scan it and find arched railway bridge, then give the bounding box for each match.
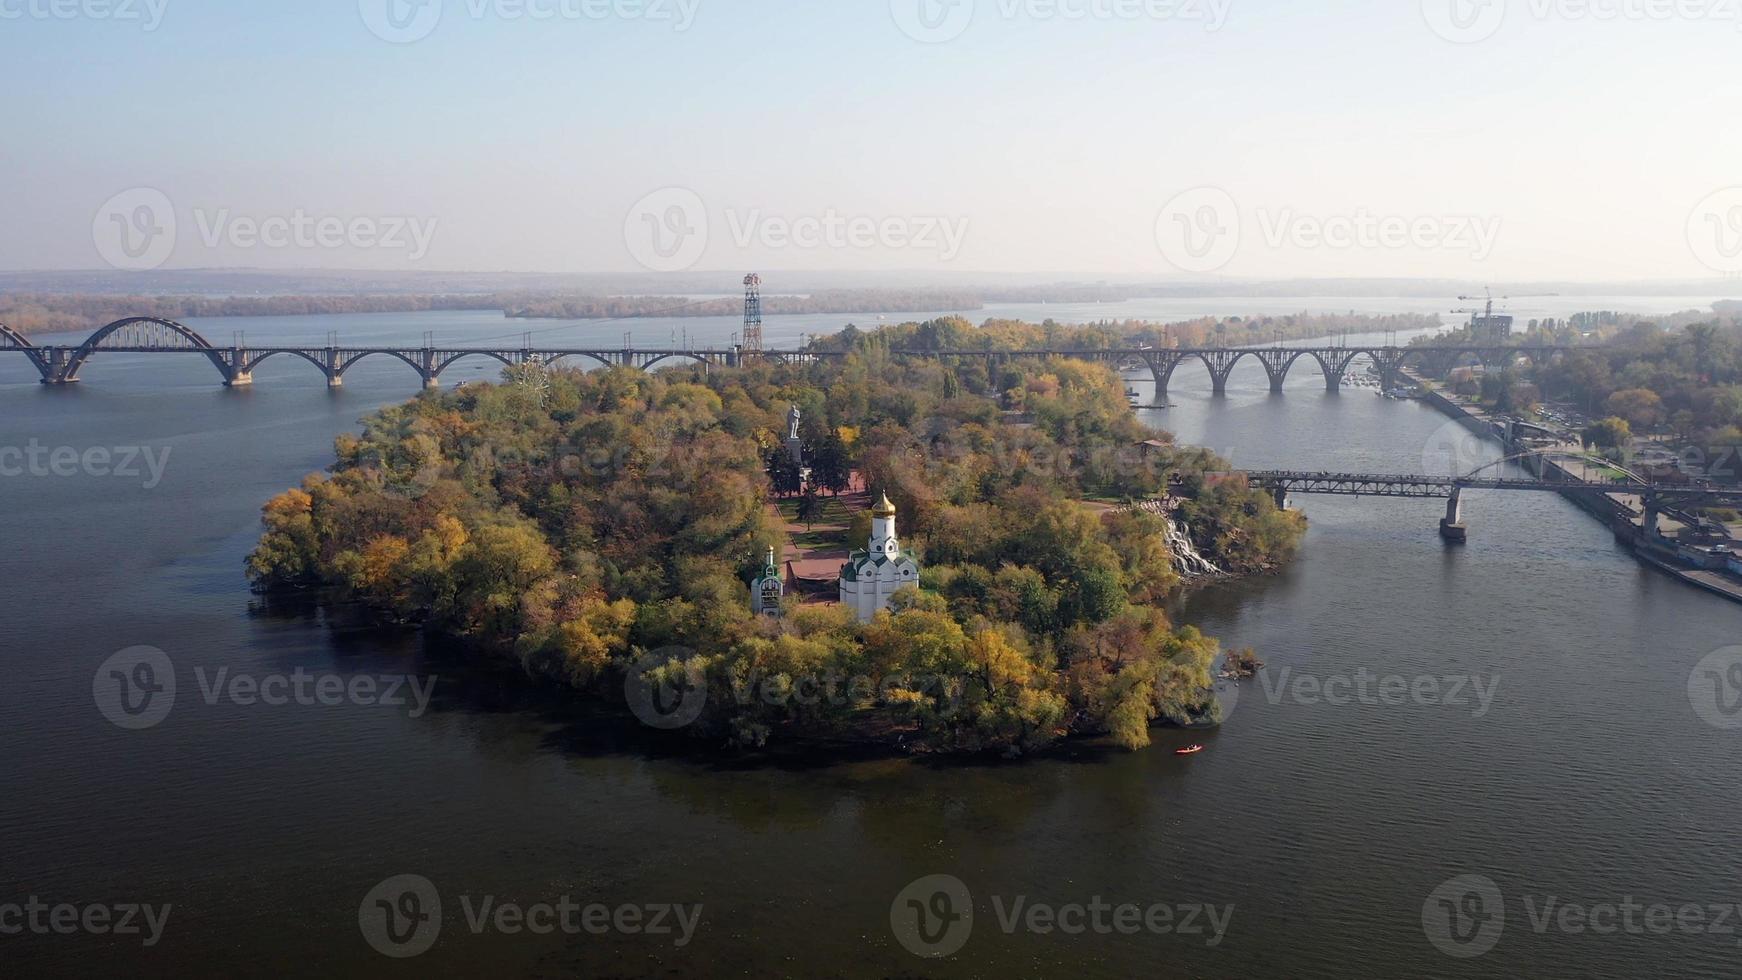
[912,344,1588,395]
[0,318,830,388]
[1,317,1594,392]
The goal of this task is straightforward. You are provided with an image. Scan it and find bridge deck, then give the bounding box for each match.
[1239,470,1742,506]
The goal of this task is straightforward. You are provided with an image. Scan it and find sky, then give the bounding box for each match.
[4,0,1742,282]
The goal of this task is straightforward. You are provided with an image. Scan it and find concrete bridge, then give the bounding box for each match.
[2,317,1593,393]
[902,344,1589,396]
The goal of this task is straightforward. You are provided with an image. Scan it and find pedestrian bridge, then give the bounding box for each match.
[1238,457,1742,542]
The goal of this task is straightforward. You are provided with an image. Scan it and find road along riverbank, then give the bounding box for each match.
[1407,368,1742,605]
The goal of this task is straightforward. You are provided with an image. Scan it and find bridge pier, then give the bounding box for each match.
[1373,350,1406,394]
[41,347,77,384]
[1439,487,1467,543]
[222,348,253,387]
[1255,351,1292,394]
[1205,351,1239,397]
[419,348,440,389]
[1142,352,1178,401]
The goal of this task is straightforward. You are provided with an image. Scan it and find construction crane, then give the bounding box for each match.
[1452,287,1508,320]
[1451,287,1562,320]
[1450,288,1515,344]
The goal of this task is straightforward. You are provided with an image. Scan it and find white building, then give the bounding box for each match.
[749,546,784,616]
[839,493,921,622]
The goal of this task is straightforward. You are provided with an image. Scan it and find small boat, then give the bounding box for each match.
[1175,744,1205,756]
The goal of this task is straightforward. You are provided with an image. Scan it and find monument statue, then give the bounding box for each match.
[786,405,804,465]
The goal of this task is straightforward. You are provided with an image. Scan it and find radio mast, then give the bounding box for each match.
[742,273,764,352]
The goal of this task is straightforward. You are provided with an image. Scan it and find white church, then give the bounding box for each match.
[839,493,921,622]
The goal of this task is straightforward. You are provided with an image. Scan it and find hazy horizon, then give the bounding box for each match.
[7,1,1742,281]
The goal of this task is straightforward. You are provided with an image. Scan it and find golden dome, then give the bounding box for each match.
[870,493,897,518]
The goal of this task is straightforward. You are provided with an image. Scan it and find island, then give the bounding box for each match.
[247,320,1306,756]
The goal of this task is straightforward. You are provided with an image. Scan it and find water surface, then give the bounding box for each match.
[2,309,1738,978]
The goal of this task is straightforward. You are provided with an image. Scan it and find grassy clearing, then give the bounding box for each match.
[776,495,855,528]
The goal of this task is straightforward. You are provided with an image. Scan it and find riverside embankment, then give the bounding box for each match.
[1408,368,1742,604]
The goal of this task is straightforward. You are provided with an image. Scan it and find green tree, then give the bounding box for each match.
[795,486,822,530]
[810,431,851,496]
[1603,388,1664,430]
[765,447,802,497]
[1584,416,1633,450]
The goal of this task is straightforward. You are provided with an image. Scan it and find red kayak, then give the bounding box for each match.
[1175,745,1205,756]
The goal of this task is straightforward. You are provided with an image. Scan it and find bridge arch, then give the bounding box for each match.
[641,352,712,372]
[241,349,331,377]
[1141,350,1233,395]
[540,352,616,371]
[435,351,516,377]
[0,323,34,349]
[333,349,428,381]
[1285,348,1385,392]
[1460,449,1648,487]
[1276,349,1317,377]
[77,316,217,352]
[1114,354,1150,374]
[0,322,54,381]
[1158,352,1221,391]
[63,316,228,382]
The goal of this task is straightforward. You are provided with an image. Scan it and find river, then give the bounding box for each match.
[3,306,1741,978]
